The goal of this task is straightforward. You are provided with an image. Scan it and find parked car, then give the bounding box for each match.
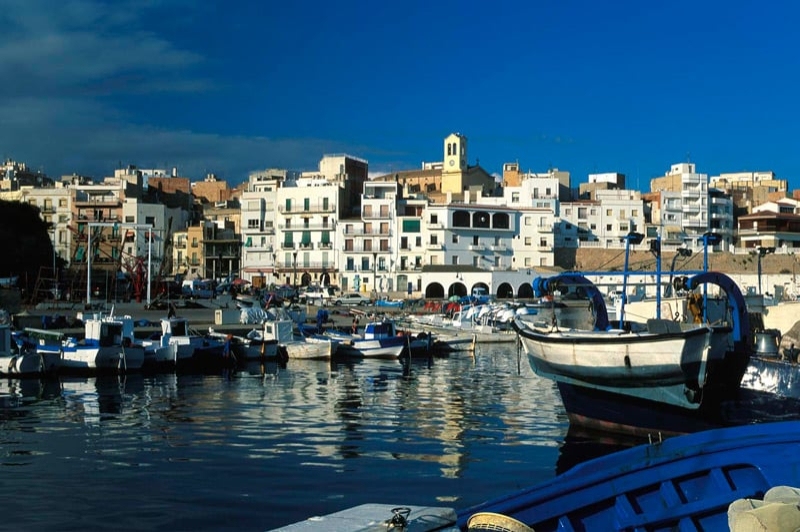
[334,292,371,306]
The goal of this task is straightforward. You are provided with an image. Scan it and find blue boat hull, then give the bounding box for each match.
[457,421,800,531]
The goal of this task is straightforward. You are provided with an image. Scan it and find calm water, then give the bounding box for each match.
[0,344,614,531]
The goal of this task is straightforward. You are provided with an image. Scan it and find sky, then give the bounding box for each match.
[3,0,800,191]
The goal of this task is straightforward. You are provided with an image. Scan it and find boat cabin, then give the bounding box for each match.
[363,320,398,340]
[85,314,136,347]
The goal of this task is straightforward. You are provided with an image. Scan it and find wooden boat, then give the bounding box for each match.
[277,421,800,531]
[456,421,800,531]
[513,271,752,436]
[207,327,282,363]
[283,336,334,360]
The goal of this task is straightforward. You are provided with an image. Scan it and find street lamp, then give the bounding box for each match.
[754,246,776,295]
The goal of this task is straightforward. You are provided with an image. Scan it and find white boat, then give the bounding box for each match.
[260,316,333,360]
[207,327,281,362]
[0,319,44,376]
[327,319,408,359]
[513,270,754,436]
[283,336,334,360]
[513,316,713,409]
[33,313,145,372]
[141,316,225,369]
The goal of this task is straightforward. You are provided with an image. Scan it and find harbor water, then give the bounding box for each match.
[0,343,614,531]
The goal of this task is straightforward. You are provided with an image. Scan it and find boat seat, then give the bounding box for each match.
[646,318,683,334]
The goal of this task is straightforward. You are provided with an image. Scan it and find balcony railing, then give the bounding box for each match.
[278,204,336,214]
[469,244,486,251]
[489,244,507,251]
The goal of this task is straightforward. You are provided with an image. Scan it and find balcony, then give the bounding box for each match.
[298,242,314,250]
[489,244,507,251]
[469,244,486,251]
[318,242,333,250]
[537,224,553,233]
[277,203,336,214]
[426,243,443,250]
[281,242,296,250]
[362,210,392,220]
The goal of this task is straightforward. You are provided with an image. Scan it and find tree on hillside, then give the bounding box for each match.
[0,199,56,291]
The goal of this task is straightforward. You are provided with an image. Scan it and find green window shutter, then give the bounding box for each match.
[321,231,330,244]
[402,219,421,232]
[284,233,293,245]
[302,231,311,244]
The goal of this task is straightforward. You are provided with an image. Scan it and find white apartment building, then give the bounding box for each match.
[339,180,398,293]
[651,163,709,245]
[239,170,283,287]
[275,176,339,288]
[560,189,646,248]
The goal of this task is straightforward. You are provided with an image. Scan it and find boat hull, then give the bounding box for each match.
[283,338,332,360]
[514,319,712,410]
[457,421,800,532]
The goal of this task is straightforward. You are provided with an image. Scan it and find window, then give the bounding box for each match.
[632,209,639,217]
[525,257,532,267]
[452,256,459,265]
[345,239,354,251]
[430,214,438,224]
[565,208,572,216]
[430,235,438,245]
[606,224,612,231]
[578,207,587,219]
[304,198,310,211]
[620,210,626,219]
[452,234,458,244]
[524,217,532,226]
[473,256,479,266]
[512,192,519,203]
[363,239,372,251]
[525,237,532,246]
[323,197,329,210]
[322,216,329,228]
[59,198,67,207]
[125,216,134,223]
[472,235,479,245]
[401,236,408,249]
[380,239,389,251]
[248,219,259,229]
[545,188,551,196]
[606,209,612,216]
[145,216,155,225]
[415,236,421,247]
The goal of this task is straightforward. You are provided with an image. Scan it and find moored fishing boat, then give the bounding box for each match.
[30,312,145,373]
[513,270,752,437]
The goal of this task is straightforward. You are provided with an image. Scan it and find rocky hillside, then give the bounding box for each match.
[555,248,800,276]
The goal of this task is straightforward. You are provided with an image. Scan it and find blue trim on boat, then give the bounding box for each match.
[457,421,800,531]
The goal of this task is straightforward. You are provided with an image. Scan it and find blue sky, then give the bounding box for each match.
[2,0,799,191]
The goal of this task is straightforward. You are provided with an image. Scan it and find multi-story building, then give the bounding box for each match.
[275,175,340,288]
[339,180,397,293]
[560,189,645,248]
[239,170,286,287]
[650,163,711,247]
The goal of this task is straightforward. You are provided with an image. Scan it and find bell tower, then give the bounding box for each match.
[443,133,467,173]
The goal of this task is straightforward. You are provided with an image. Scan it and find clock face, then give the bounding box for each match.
[449,159,454,167]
